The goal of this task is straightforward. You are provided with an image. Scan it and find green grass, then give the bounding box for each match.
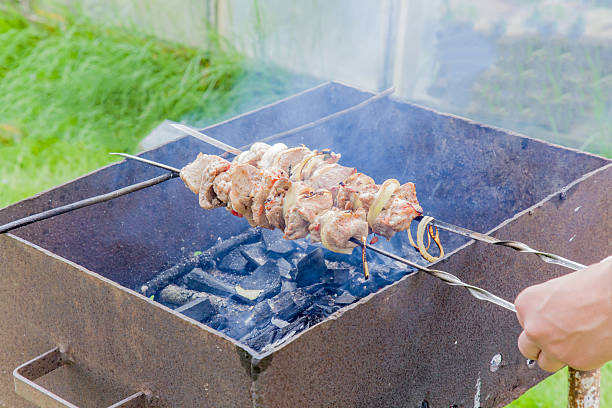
[508,363,612,407]
[469,37,612,157]
[0,4,303,207]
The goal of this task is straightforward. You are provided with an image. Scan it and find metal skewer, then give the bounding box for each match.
[170,123,586,271]
[111,152,516,311]
[0,173,177,234]
[419,217,585,271]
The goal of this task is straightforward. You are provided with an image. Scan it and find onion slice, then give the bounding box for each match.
[282,183,298,218]
[289,152,316,181]
[320,228,354,254]
[367,179,400,227]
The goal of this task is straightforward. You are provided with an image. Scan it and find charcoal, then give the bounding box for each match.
[244,301,272,329]
[240,242,268,267]
[175,297,217,323]
[159,284,207,306]
[295,248,329,287]
[208,228,261,260]
[271,317,290,328]
[293,238,309,250]
[218,248,249,275]
[267,289,311,322]
[308,297,338,317]
[322,246,361,264]
[206,314,227,331]
[235,261,281,302]
[322,261,353,286]
[261,228,295,255]
[277,257,294,280]
[241,325,277,351]
[369,264,396,286]
[334,290,357,305]
[139,253,214,297]
[286,251,306,268]
[280,280,297,293]
[346,275,384,298]
[223,311,256,340]
[183,267,235,297]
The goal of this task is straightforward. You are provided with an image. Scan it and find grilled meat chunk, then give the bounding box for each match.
[234,142,270,166]
[370,182,422,238]
[180,153,209,194]
[336,172,378,211]
[265,178,291,230]
[309,163,355,191]
[274,146,311,174]
[252,167,288,229]
[198,156,232,209]
[318,208,368,253]
[228,164,262,224]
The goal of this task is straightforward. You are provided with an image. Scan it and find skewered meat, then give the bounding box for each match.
[180,143,422,253]
[233,142,270,166]
[317,208,369,254]
[283,182,333,240]
[252,167,288,229]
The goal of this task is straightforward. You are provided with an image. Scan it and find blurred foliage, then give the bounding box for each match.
[0,2,308,207]
[470,37,612,157]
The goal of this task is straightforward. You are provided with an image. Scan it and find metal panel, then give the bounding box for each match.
[0,235,253,407]
[253,164,611,407]
[0,82,610,407]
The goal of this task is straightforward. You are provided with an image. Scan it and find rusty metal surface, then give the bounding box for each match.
[0,82,610,407]
[0,234,254,407]
[569,367,601,408]
[14,347,150,408]
[253,164,611,407]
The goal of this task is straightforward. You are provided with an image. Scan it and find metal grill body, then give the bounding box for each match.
[0,82,610,407]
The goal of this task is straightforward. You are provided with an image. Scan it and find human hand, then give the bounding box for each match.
[515,257,612,372]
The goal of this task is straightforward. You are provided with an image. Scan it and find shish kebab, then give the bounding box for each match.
[107,125,572,312]
[173,124,586,272]
[112,152,516,311]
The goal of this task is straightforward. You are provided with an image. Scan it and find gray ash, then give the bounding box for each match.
[143,227,427,353]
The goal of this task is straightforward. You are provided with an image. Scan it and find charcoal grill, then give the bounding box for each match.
[0,82,610,407]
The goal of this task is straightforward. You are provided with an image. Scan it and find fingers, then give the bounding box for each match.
[518,331,541,360]
[518,331,565,372]
[537,351,566,372]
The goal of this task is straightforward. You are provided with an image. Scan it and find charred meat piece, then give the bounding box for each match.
[180,153,232,209]
[336,173,378,211]
[264,178,291,230]
[274,146,311,174]
[286,188,334,241]
[252,167,289,229]
[317,208,368,253]
[228,163,262,225]
[234,142,270,166]
[180,153,210,194]
[309,163,355,192]
[199,156,232,209]
[370,182,423,238]
[282,182,315,240]
[212,170,232,204]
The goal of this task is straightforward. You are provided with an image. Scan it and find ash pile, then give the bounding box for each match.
[141,227,427,352]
